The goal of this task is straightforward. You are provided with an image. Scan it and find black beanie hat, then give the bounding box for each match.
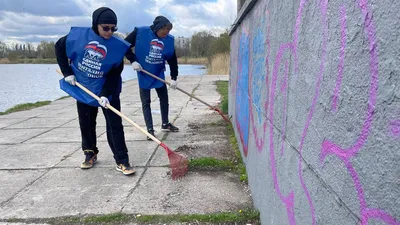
[92,7,117,25]
[150,16,173,33]
[92,7,117,34]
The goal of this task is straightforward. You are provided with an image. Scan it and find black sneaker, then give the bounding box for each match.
[161,123,179,132]
[81,150,97,169]
[116,164,136,175]
[147,129,155,141]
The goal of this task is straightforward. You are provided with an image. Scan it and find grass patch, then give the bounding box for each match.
[81,213,131,223]
[56,96,70,100]
[0,101,51,115]
[0,58,58,64]
[10,210,259,224]
[189,157,235,170]
[216,80,228,114]
[228,124,248,183]
[215,80,248,184]
[137,210,259,223]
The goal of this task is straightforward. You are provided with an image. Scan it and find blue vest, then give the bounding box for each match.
[60,27,130,106]
[135,26,175,89]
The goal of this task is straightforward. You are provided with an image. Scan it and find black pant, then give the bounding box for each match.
[139,84,169,131]
[77,95,129,165]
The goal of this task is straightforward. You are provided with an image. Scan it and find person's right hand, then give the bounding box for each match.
[131,61,142,71]
[65,75,76,86]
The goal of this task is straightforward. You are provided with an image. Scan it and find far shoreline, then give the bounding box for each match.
[0,57,208,65]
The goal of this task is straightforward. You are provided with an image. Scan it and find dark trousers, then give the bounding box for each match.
[139,84,169,131]
[77,96,129,165]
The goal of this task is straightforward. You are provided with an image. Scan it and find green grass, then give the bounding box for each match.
[0,101,51,115]
[214,80,248,184]
[136,210,260,223]
[216,81,228,114]
[228,123,248,183]
[81,213,131,223]
[56,96,70,100]
[5,210,260,224]
[36,210,259,224]
[189,157,235,170]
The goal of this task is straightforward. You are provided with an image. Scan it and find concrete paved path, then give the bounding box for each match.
[0,75,253,222]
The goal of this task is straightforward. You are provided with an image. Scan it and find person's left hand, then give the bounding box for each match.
[170,80,177,90]
[98,96,109,108]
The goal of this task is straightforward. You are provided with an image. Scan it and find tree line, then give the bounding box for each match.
[175,30,230,59]
[0,40,56,61]
[0,30,230,63]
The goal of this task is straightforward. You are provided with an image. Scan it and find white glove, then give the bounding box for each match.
[170,80,177,90]
[98,96,109,108]
[131,61,142,71]
[65,75,76,86]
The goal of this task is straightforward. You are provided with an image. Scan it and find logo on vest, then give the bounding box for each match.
[146,39,164,65]
[77,41,106,78]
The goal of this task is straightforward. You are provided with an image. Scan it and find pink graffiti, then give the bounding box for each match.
[269,43,296,225]
[295,0,328,224]
[280,60,289,156]
[267,0,329,223]
[321,1,399,224]
[389,120,400,138]
[332,6,347,112]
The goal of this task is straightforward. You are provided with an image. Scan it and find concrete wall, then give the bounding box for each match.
[228,0,399,224]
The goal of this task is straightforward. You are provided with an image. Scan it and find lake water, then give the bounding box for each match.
[0,64,206,112]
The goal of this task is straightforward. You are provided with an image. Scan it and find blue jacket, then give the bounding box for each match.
[60,27,130,106]
[135,26,175,89]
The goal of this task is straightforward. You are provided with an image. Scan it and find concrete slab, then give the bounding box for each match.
[149,146,174,167]
[0,170,46,204]
[0,118,29,129]
[122,168,252,215]
[0,109,45,118]
[35,107,78,119]
[0,143,79,169]
[0,128,50,144]
[31,102,74,111]
[0,75,252,222]
[49,97,76,105]
[121,114,162,128]
[0,168,144,219]
[57,141,158,168]
[57,118,80,128]
[24,127,105,144]
[6,117,75,129]
[150,134,233,167]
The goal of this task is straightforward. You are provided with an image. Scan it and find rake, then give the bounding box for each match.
[56,69,188,179]
[141,69,230,123]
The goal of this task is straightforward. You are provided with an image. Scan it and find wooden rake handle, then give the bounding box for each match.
[141,69,230,122]
[56,69,161,145]
[141,69,215,109]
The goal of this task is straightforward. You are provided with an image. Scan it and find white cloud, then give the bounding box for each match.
[0,0,237,44]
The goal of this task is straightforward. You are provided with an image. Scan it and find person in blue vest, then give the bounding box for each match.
[54,7,135,176]
[125,15,179,141]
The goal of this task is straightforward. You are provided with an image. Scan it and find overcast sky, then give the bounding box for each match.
[0,0,237,46]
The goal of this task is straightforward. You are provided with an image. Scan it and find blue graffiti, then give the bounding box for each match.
[236,31,250,155]
[252,29,266,125]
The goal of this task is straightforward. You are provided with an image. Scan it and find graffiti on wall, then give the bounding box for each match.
[233,0,399,224]
[249,13,270,152]
[235,30,250,156]
[389,120,400,138]
[321,1,398,224]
